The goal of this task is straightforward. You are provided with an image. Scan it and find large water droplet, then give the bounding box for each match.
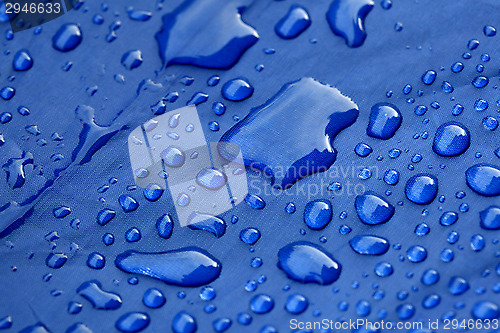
[278,241,342,285]
[465,164,500,196]
[367,103,402,140]
[219,77,358,189]
[432,122,470,156]
[115,248,221,287]
[155,0,258,69]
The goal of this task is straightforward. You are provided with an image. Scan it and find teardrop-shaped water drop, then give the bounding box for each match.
[277,241,341,285]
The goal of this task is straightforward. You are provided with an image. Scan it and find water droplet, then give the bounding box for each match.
[383,169,399,185]
[466,164,500,196]
[155,1,258,69]
[326,0,374,48]
[303,199,332,230]
[187,212,226,238]
[278,241,341,285]
[449,276,469,295]
[142,288,166,308]
[275,5,311,39]
[121,50,143,70]
[480,206,500,230]
[245,194,266,209]
[483,116,499,131]
[354,142,372,157]
[161,146,185,168]
[367,103,402,140]
[172,311,197,333]
[421,269,439,285]
[13,49,33,71]
[221,78,254,101]
[119,195,139,212]
[52,23,82,52]
[250,294,274,314]
[156,214,173,239]
[240,227,261,245]
[406,245,427,263]
[285,293,309,314]
[97,209,116,226]
[115,248,222,287]
[87,252,105,269]
[432,122,470,156]
[471,234,485,251]
[355,192,394,225]
[440,211,458,226]
[116,312,150,332]
[422,70,437,85]
[484,25,497,37]
[374,261,393,277]
[472,76,489,88]
[349,235,389,255]
[472,301,499,319]
[46,253,67,269]
[125,227,141,242]
[405,174,438,204]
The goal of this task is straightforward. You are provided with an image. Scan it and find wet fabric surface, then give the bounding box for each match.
[0,0,500,332]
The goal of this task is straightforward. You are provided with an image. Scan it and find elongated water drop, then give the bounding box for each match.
[278,241,341,285]
[115,248,221,287]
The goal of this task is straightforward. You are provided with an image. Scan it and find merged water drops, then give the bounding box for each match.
[220,77,358,189]
[52,23,82,52]
[77,280,122,310]
[155,0,259,69]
